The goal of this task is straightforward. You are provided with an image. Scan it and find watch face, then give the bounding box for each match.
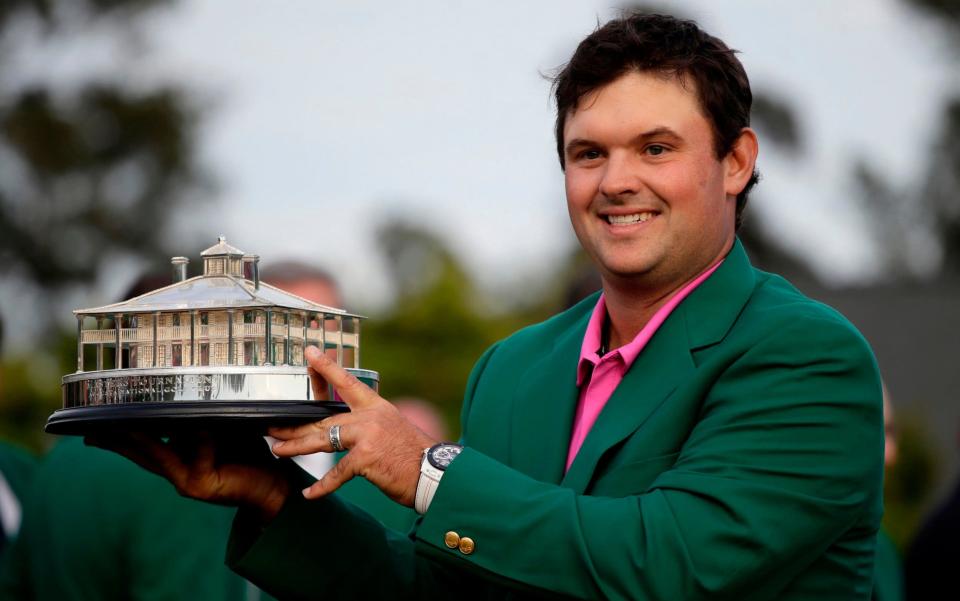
[428,444,463,470]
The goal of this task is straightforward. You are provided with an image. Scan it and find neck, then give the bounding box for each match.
[601,245,731,350]
[601,284,677,350]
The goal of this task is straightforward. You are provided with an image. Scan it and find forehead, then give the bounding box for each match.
[563,70,708,140]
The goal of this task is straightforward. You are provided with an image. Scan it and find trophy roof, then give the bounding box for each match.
[200,236,245,257]
[74,275,357,316]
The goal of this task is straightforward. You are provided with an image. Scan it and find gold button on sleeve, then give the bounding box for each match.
[458,537,475,555]
[444,531,460,549]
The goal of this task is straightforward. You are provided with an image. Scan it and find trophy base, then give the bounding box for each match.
[47,366,377,436]
[45,401,349,435]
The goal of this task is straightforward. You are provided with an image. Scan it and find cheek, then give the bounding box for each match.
[564,169,598,210]
[645,162,701,204]
[651,159,725,211]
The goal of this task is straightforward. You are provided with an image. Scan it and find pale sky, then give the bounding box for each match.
[2,0,954,345]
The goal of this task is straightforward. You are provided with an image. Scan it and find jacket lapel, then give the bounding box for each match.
[507,306,591,486]
[560,313,695,493]
[560,239,757,494]
[683,238,757,352]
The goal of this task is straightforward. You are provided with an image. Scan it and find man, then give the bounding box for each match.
[94,13,884,600]
[0,316,38,564]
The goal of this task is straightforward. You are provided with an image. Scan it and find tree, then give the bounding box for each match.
[0,0,210,320]
[0,0,209,450]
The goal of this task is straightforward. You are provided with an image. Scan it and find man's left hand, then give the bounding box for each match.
[268,345,437,506]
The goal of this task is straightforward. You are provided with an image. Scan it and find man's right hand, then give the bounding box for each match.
[86,432,291,523]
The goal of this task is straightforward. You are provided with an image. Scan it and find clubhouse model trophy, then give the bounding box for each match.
[45,237,377,434]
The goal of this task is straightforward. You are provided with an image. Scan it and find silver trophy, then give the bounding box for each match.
[45,236,377,434]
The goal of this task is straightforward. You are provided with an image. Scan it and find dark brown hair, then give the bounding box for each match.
[553,13,759,230]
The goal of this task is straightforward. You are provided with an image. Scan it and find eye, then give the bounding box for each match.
[578,148,602,161]
[646,144,666,156]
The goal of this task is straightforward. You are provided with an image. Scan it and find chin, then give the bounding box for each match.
[599,262,657,283]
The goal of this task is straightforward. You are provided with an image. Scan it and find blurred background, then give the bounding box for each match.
[0,0,957,556]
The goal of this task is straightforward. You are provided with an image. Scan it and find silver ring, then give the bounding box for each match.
[329,424,343,452]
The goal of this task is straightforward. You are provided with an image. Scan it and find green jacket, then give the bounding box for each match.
[228,240,884,600]
[0,438,272,601]
[0,441,37,560]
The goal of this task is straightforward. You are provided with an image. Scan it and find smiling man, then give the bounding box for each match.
[95,13,884,601]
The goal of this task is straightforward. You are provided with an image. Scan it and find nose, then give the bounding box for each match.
[598,150,641,201]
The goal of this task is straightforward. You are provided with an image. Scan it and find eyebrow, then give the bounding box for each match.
[564,126,685,156]
[635,126,684,144]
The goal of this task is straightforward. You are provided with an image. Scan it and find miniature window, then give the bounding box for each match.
[208,258,224,274]
[212,342,226,365]
[341,317,358,368]
[323,315,343,364]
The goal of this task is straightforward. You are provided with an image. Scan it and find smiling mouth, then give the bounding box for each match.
[604,212,656,226]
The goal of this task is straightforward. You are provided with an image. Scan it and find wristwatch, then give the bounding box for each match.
[414,443,463,514]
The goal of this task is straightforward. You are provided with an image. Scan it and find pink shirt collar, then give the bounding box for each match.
[576,259,725,386]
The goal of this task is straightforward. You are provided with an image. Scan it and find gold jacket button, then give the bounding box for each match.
[458,537,475,555]
[444,531,460,549]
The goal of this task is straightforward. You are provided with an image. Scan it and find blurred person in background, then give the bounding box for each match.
[903,417,960,599]
[0,316,38,564]
[873,387,903,601]
[0,277,274,601]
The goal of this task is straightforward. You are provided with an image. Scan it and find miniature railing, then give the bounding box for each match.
[81,327,358,348]
[306,330,359,347]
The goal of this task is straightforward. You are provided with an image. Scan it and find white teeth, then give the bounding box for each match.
[606,212,654,225]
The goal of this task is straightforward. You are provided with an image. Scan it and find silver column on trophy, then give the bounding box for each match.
[45,236,377,434]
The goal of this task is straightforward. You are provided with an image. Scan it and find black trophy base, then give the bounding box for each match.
[45,401,350,436]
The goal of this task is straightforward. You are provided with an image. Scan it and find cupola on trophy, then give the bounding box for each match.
[45,236,377,434]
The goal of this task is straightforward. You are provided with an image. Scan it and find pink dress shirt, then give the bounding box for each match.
[565,260,724,471]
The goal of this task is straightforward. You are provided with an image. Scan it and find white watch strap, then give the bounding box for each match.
[415,467,441,515]
[415,447,446,515]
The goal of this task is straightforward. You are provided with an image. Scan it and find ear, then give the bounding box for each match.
[723,127,759,197]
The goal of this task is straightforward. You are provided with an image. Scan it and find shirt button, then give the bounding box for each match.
[458,537,475,555]
[444,531,460,549]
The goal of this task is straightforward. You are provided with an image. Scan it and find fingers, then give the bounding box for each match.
[268,415,344,442]
[270,419,353,457]
[305,345,380,409]
[307,365,328,401]
[303,452,357,499]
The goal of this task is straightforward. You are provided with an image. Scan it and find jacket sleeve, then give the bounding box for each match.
[414,316,883,600]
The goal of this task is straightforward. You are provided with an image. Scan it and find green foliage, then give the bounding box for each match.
[0,0,209,305]
[902,0,960,27]
[0,86,208,287]
[362,220,556,436]
[0,0,207,446]
[0,332,75,452]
